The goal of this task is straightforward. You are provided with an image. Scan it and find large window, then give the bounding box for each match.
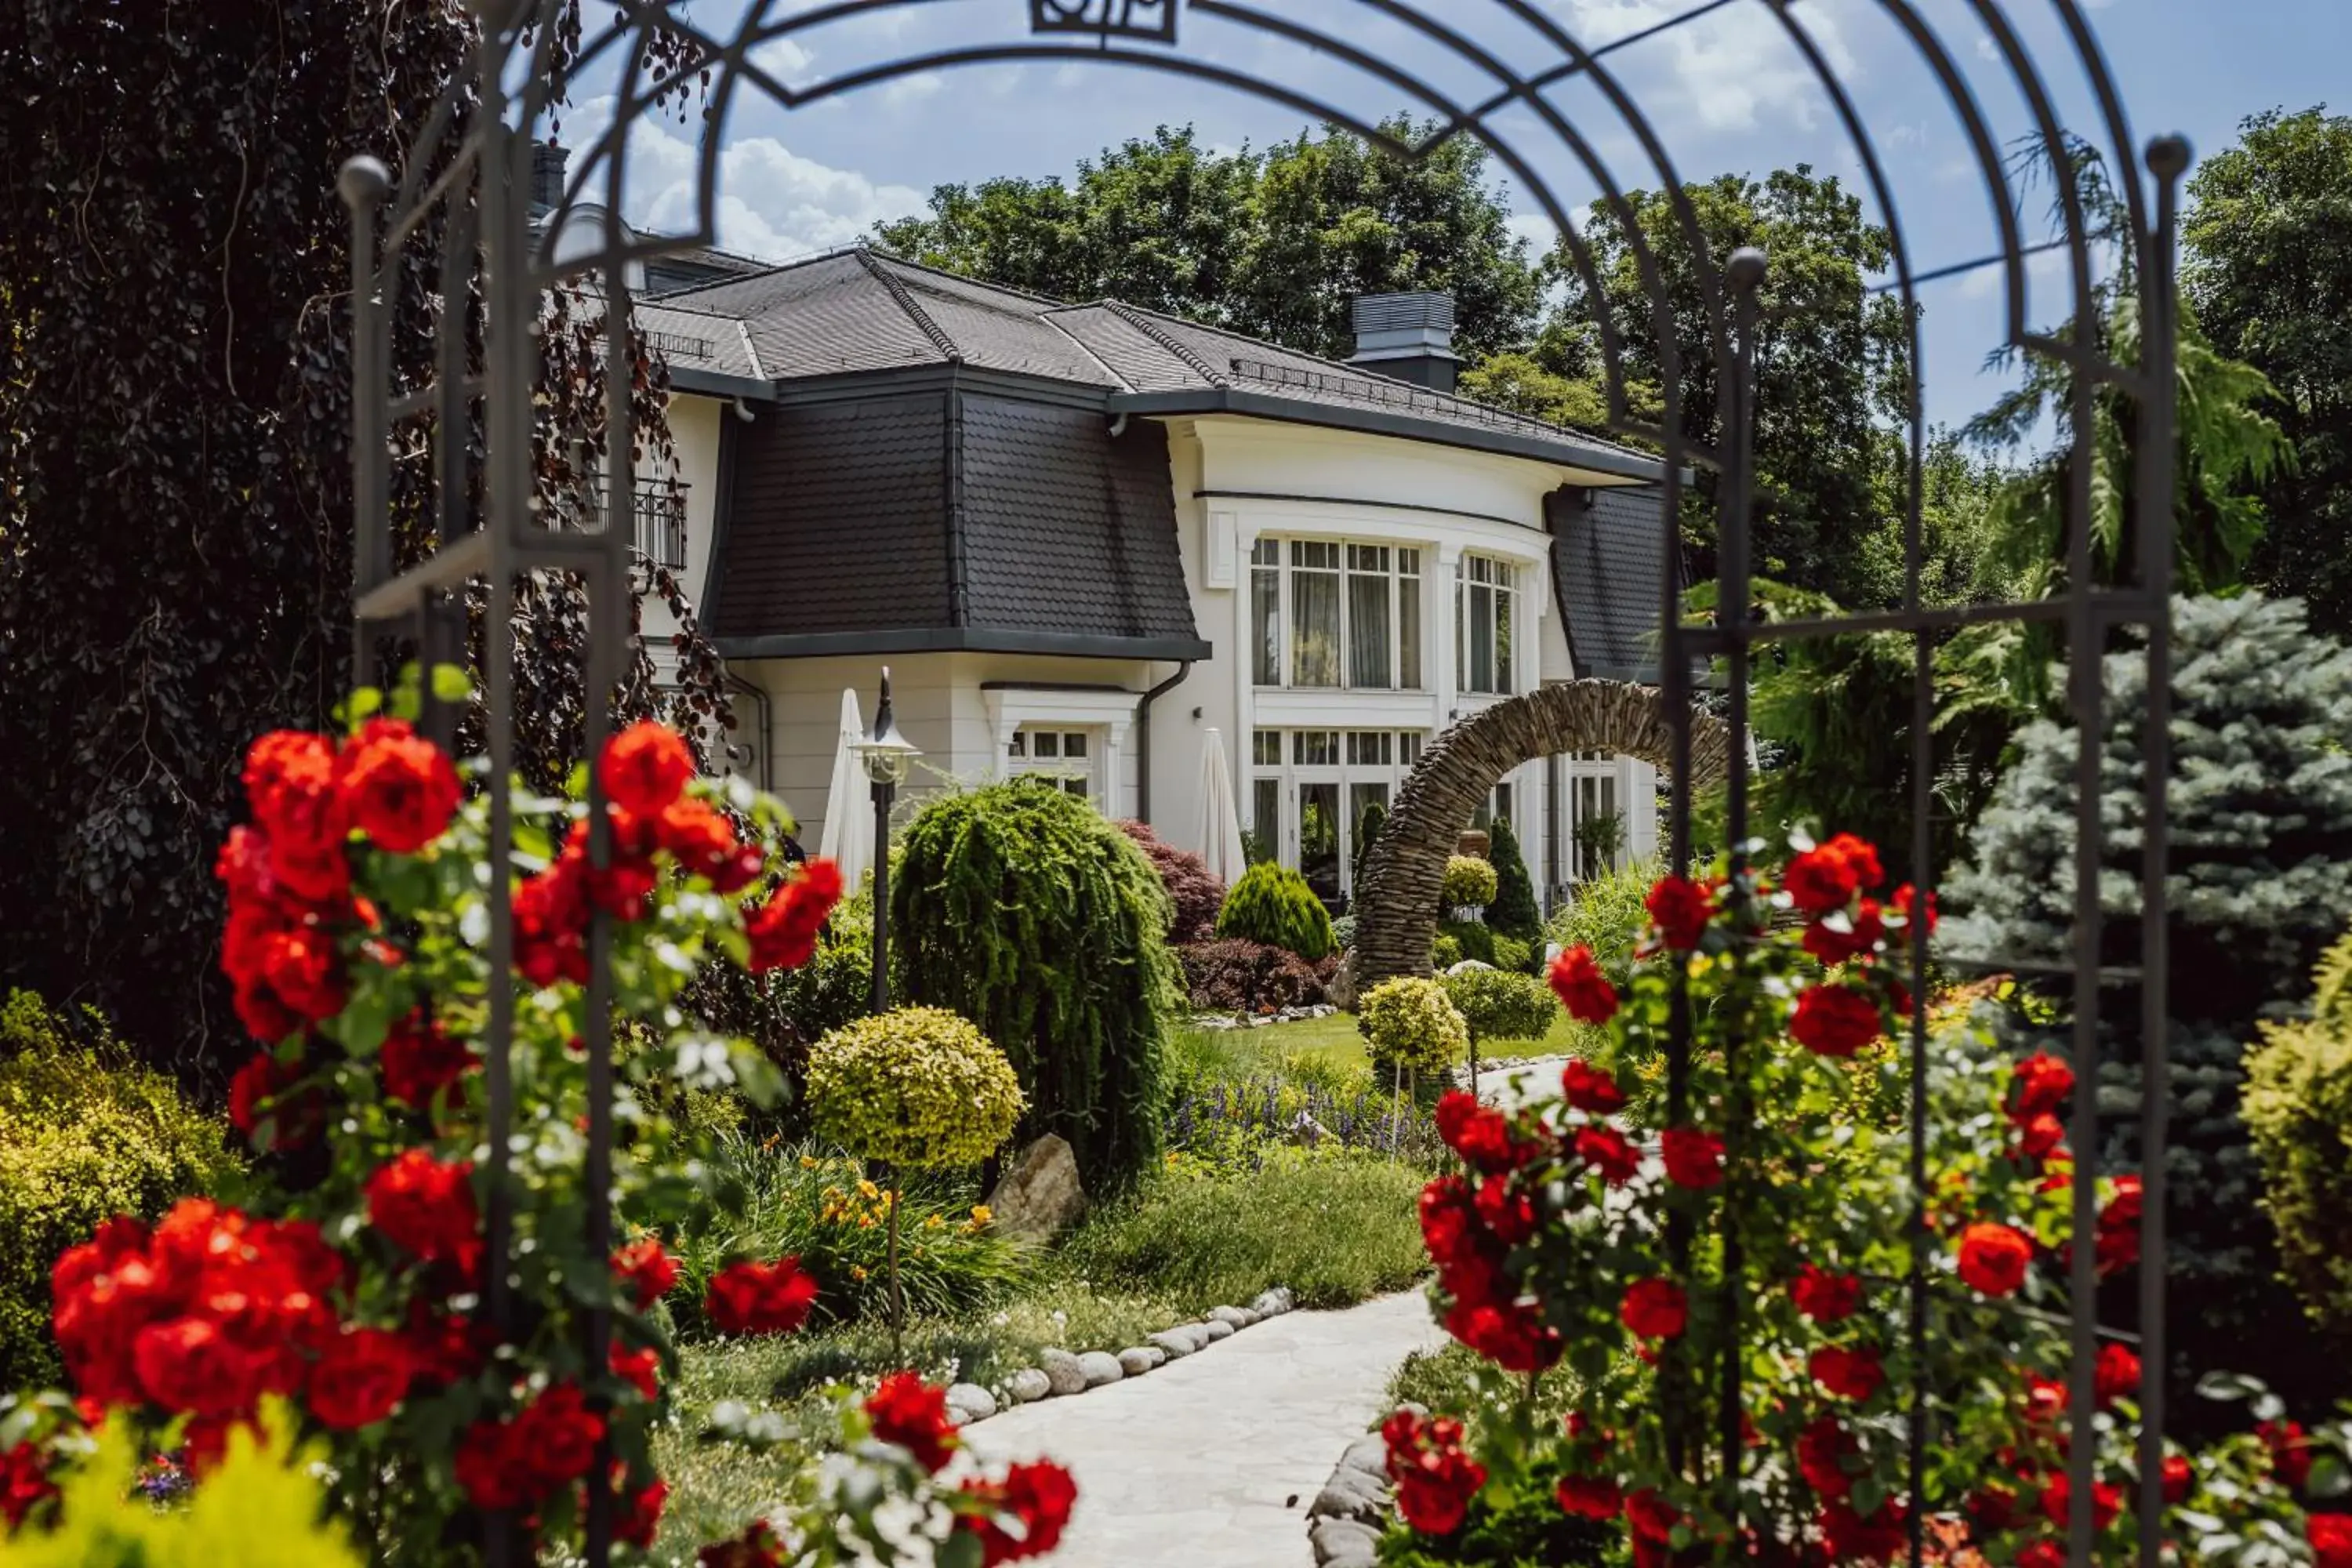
[1006,728,1096,802]
[1456,554,1519,695]
[1247,537,1425,691]
[1248,728,1430,902]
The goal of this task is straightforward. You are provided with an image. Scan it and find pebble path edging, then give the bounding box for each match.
[1302,1402,1422,1567]
[942,1285,1300,1428]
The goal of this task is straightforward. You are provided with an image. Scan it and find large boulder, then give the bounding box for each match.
[985,1134,1089,1244]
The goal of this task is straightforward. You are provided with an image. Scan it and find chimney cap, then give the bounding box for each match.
[1352,292,1456,335]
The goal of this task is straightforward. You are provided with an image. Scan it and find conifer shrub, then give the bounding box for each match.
[1119,820,1225,945]
[1215,862,1336,962]
[1352,799,1388,895]
[892,779,1182,1191]
[1484,817,1543,939]
[2245,927,2352,1343]
[1443,967,1557,1045]
[0,992,236,1389]
[1358,977,1468,1076]
[1439,855,1499,912]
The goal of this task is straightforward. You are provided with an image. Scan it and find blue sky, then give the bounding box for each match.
[575,0,2348,434]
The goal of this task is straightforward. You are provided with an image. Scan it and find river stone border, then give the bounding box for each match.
[1304,1403,1421,1567]
[953,1286,1298,1426]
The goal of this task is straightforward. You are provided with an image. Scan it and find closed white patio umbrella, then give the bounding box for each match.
[816,688,873,889]
[1196,727,1249,887]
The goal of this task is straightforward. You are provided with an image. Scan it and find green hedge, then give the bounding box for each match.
[0,992,238,1387]
[1216,862,1335,962]
[1443,967,1556,1045]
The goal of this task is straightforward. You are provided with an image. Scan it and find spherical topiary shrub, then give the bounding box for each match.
[1439,854,1500,912]
[1216,861,1335,962]
[1358,976,1468,1076]
[892,779,1180,1192]
[807,1007,1025,1170]
[1119,821,1225,945]
[1443,967,1557,1045]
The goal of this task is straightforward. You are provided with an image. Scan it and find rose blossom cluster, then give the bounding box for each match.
[855,1374,1077,1565]
[1382,1410,1487,1537]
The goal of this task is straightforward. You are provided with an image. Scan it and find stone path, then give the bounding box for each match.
[959,1290,1446,1568]
[1461,1053,1571,1110]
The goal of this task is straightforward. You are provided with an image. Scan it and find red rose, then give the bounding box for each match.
[1797,1417,1856,1500]
[1956,1221,2034,1297]
[2038,1474,2123,1531]
[698,1522,789,1568]
[1418,1178,1487,1279]
[2093,1342,2140,1408]
[307,1326,412,1430]
[706,1257,819,1336]
[0,1442,56,1528]
[1802,899,1886,965]
[1434,1092,1534,1174]
[1620,1277,1686,1339]
[241,731,350,900]
[1548,946,1618,1024]
[2011,1052,2074,1120]
[1661,1127,1724,1190]
[455,1417,535,1512]
[1783,845,1860,916]
[2016,1542,2067,1568]
[365,1149,481,1276]
[379,1014,474,1109]
[746,858,844,974]
[2025,1374,2070,1426]
[133,1316,264,1417]
[227,1051,319,1149]
[1472,1177,1537,1245]
[404,1302,487,1387]
[2309,1513,2352,1568]
[1820,1499,1905,1563]
[613,1236,682,1311]
[2016,1112,2066,1161]
[339,718,461,854]
[2263,1420,2314,1490]
[1555,1473,1622,1519]
[1559,1059,1626,1116]
[515,1381,604,1490]
[2096,1176,2143,1276]
[1789,985,1882,1057]
[1968,1483,2024,1533]
[599,721,696,817]
[2162,1454,2194,1505]
[1443,1299,1561,1372]
[655,797,763,892]
[1645,876,1715,951]
[1383,1410,1486,1537]
[1809,1344,1882,1403]
[1890,882,1937,937]
[1626,1488,1679,1543]
[954,1457,1079,1566]
[1573,1124,1641,1186]
[611,1343,661,1403]
[1791,1265,1861,1323]
[618,1476,669,1549]
[865,1371,960,1473]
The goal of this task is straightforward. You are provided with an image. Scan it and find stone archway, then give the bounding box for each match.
[1352,681,1730,990]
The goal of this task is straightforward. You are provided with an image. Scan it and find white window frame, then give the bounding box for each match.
[1248,535,1428,695]
[985,688,1139,814]
[1246,727,1431,902]
[1455,552,1522,698]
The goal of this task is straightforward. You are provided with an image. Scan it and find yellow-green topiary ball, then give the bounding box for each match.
[1439,855,1500,910]
[808,1007,1025,1169]
[1358,977,1468,1076]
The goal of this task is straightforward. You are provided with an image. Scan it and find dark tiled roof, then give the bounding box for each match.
[655,247,1657,477]
[1548,485,1675,683]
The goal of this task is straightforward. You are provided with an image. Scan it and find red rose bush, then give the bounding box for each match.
[1388,831,2347,1565]
[9,676,1075,1564]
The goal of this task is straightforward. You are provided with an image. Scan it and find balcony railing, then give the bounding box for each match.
[565,476,688,570]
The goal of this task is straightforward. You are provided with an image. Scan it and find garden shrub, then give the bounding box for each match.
[1352,799,1388,896]
[1442,968,1556,1045]
[1439,855,1498,912]
[895,779,1182,1190]
[1330,913,1358,953]
[1119,820,1225,945]
[1544,856,1663,991]
[1430,934,1464,970]
[2245,927,2352,1342]
[806,1007,1025,1170]
[1358,977,1468,1077]
[1215,861,1336,962]
[1483,817,1543,940]
[1948,593,2352,1410]
[0,992,236,1389]
[1177,939,1326,1014]
[1436,918,1496,967]
[1490,933,1537,976]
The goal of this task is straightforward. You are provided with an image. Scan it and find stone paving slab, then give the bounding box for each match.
[958,1291,1446,1568]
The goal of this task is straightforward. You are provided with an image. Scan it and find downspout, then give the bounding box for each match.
[725,672,773,794]
[1134,661,1194,826]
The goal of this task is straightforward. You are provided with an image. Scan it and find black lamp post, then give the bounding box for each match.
[852,667,920,1014]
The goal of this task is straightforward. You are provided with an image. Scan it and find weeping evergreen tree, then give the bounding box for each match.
[891,780,1181,1191]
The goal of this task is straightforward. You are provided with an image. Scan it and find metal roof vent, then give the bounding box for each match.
[1348,291,1461,392]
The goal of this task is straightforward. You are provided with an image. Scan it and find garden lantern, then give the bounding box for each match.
[852,667,920,1013]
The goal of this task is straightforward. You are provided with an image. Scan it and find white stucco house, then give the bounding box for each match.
[590,205,1674,914]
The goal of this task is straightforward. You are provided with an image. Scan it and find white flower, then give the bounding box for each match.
[1051,1310,1067,1326]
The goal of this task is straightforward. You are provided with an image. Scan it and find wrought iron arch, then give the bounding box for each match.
[336,2,2192,1564]
[1353,681,1730,989]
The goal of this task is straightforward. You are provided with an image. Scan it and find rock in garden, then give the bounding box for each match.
[985,1134,1089,1244]
[1326,952,1358,1012]
[1148,1324,1208,1358]
[945,1383,996,1424]
[1116,1346,1163,1376]
[1207,1305,1256,1330]
[1445,959,1496,976]
[1007,1368,1054,1403]
[1037,1348,1089,1397]
[1251,1286,1297,1318]
[1308,1516,1385,1566]
[1310,1467,1389,1526]
[1200,1318,1236,1342]
[1076,1351,1124,1388]
[1338,1433,1388,1476]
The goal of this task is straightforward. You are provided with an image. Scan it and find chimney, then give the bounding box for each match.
[1348,292,1460,393]
[530,142,568,221]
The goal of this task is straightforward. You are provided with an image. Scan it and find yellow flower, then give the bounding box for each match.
[924,1214,945,1230]
[857,1179,880,1201]
[800,1155,819,1169]
[857,1215,875,1229]
[970,1204,993,1225]
[849,1265,869,1282]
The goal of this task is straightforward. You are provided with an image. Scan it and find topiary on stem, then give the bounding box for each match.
[808,1007,1025,1359]
[892,779,1181,1192]
[1359,977,1468,1080]
[1484,817,1543,941]
[1439,855,1499,913]
[1216,862,1336,962]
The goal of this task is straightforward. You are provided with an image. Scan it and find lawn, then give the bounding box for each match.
[1185,1003,1596,1076]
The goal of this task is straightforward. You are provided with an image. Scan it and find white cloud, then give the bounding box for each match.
[1540,0,1860,135]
